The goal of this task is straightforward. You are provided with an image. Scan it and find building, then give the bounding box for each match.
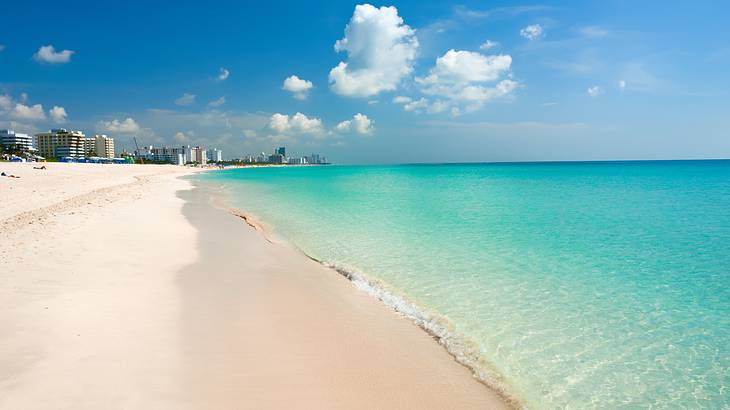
[35,129,86,159]
[0,129,34,153]
[185,146,207,165]
[288,156,308,165]
[268,153,285,164]
[206,148,223,163]
[276,146,286,157]
[87,134,115,159]
[136,145,186,165]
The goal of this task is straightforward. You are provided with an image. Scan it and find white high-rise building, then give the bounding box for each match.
[0,129,34,153]
[207,148,223,162]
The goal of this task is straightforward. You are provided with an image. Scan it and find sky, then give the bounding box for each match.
[1,1,729,164]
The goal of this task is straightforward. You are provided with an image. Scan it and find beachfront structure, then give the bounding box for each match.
[186,146,207,165]
[305,153,328,164]
[35,129,86,159]
[268,153,285,164]
[136,145,185,165]
[207,148,223,163]
[94,135,115,159]
[0,129,34,153]
[134,145,212,165]
[83,134,115,159]
[288,156,308,165]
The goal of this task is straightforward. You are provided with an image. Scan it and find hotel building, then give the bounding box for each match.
[35,129,86,159]
[206,148,223,162]
[0,129,34,153]
[83,134,115,159]
[93,134,114,158]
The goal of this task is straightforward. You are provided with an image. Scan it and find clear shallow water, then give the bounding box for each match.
[198,161,730,409]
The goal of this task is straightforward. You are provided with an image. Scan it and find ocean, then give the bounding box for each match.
[197,161,730,409]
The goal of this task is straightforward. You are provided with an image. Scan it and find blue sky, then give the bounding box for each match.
[1,1,729,163]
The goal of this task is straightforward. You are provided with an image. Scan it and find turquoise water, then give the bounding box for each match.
[198,161,730,409]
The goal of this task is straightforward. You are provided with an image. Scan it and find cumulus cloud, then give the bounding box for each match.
[33,45,75,63]
[618,80,627,90]
[11,103,46,121]
[418,49,512,85]
[282,75,314,100]
[175,93,196,106]
[404,97,428,112]
[392,95,412,104]
[268,112,324,137]
[351,113,374,135]
[97,117,141,134]
[208,96,226,108]
[479,40,499,50]
[587,85,603,97]
[174,131,188,143]
[335,113,374,135]
[49,106,68,123]
[329,4,419,97]
[414,49,517,113]
[0,94,11,111]
[520,24,543,40]
[242,129,257,138]
[217,67,230,81]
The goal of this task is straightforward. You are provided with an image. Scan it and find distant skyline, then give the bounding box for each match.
[1,1,729,164]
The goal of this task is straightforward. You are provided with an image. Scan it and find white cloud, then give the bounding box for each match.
[268,112,324,137]
[418,49,512,85]
[49,106,68,123]
[242,129,257,138]
[520,24,543,40]
[329,4,419,97]
[351,113,374,135]
[335,119,351,132]
[414,49,517,113]
[429,100,449,113]
[618,80,627,90]
[587,85,603,97]
[335,113,375,135]
[282,75,314,100]
[97,117,141,134]
[175,93,196,106]
[0,95,12,111]
[367,100,379,105]
[174,131,188,143]
[217,67,230,81]
[11,103,46,121]
[33,45,75,64]
[404,97,428,112]
[392,95,412,104]
[208,96,226,108]
[479,40,499,50]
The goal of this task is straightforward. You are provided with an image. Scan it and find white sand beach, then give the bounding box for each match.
[0,162,510,409]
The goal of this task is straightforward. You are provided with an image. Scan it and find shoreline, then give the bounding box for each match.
[0,162,511,409]
[205,180,521,408]
[183,180,515,408]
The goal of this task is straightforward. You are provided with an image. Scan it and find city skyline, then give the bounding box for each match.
[1,1,729,164]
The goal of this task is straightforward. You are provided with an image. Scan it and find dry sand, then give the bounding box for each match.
[0,162,510,409]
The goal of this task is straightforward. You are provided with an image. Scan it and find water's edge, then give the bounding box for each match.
[195,179,524,409]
